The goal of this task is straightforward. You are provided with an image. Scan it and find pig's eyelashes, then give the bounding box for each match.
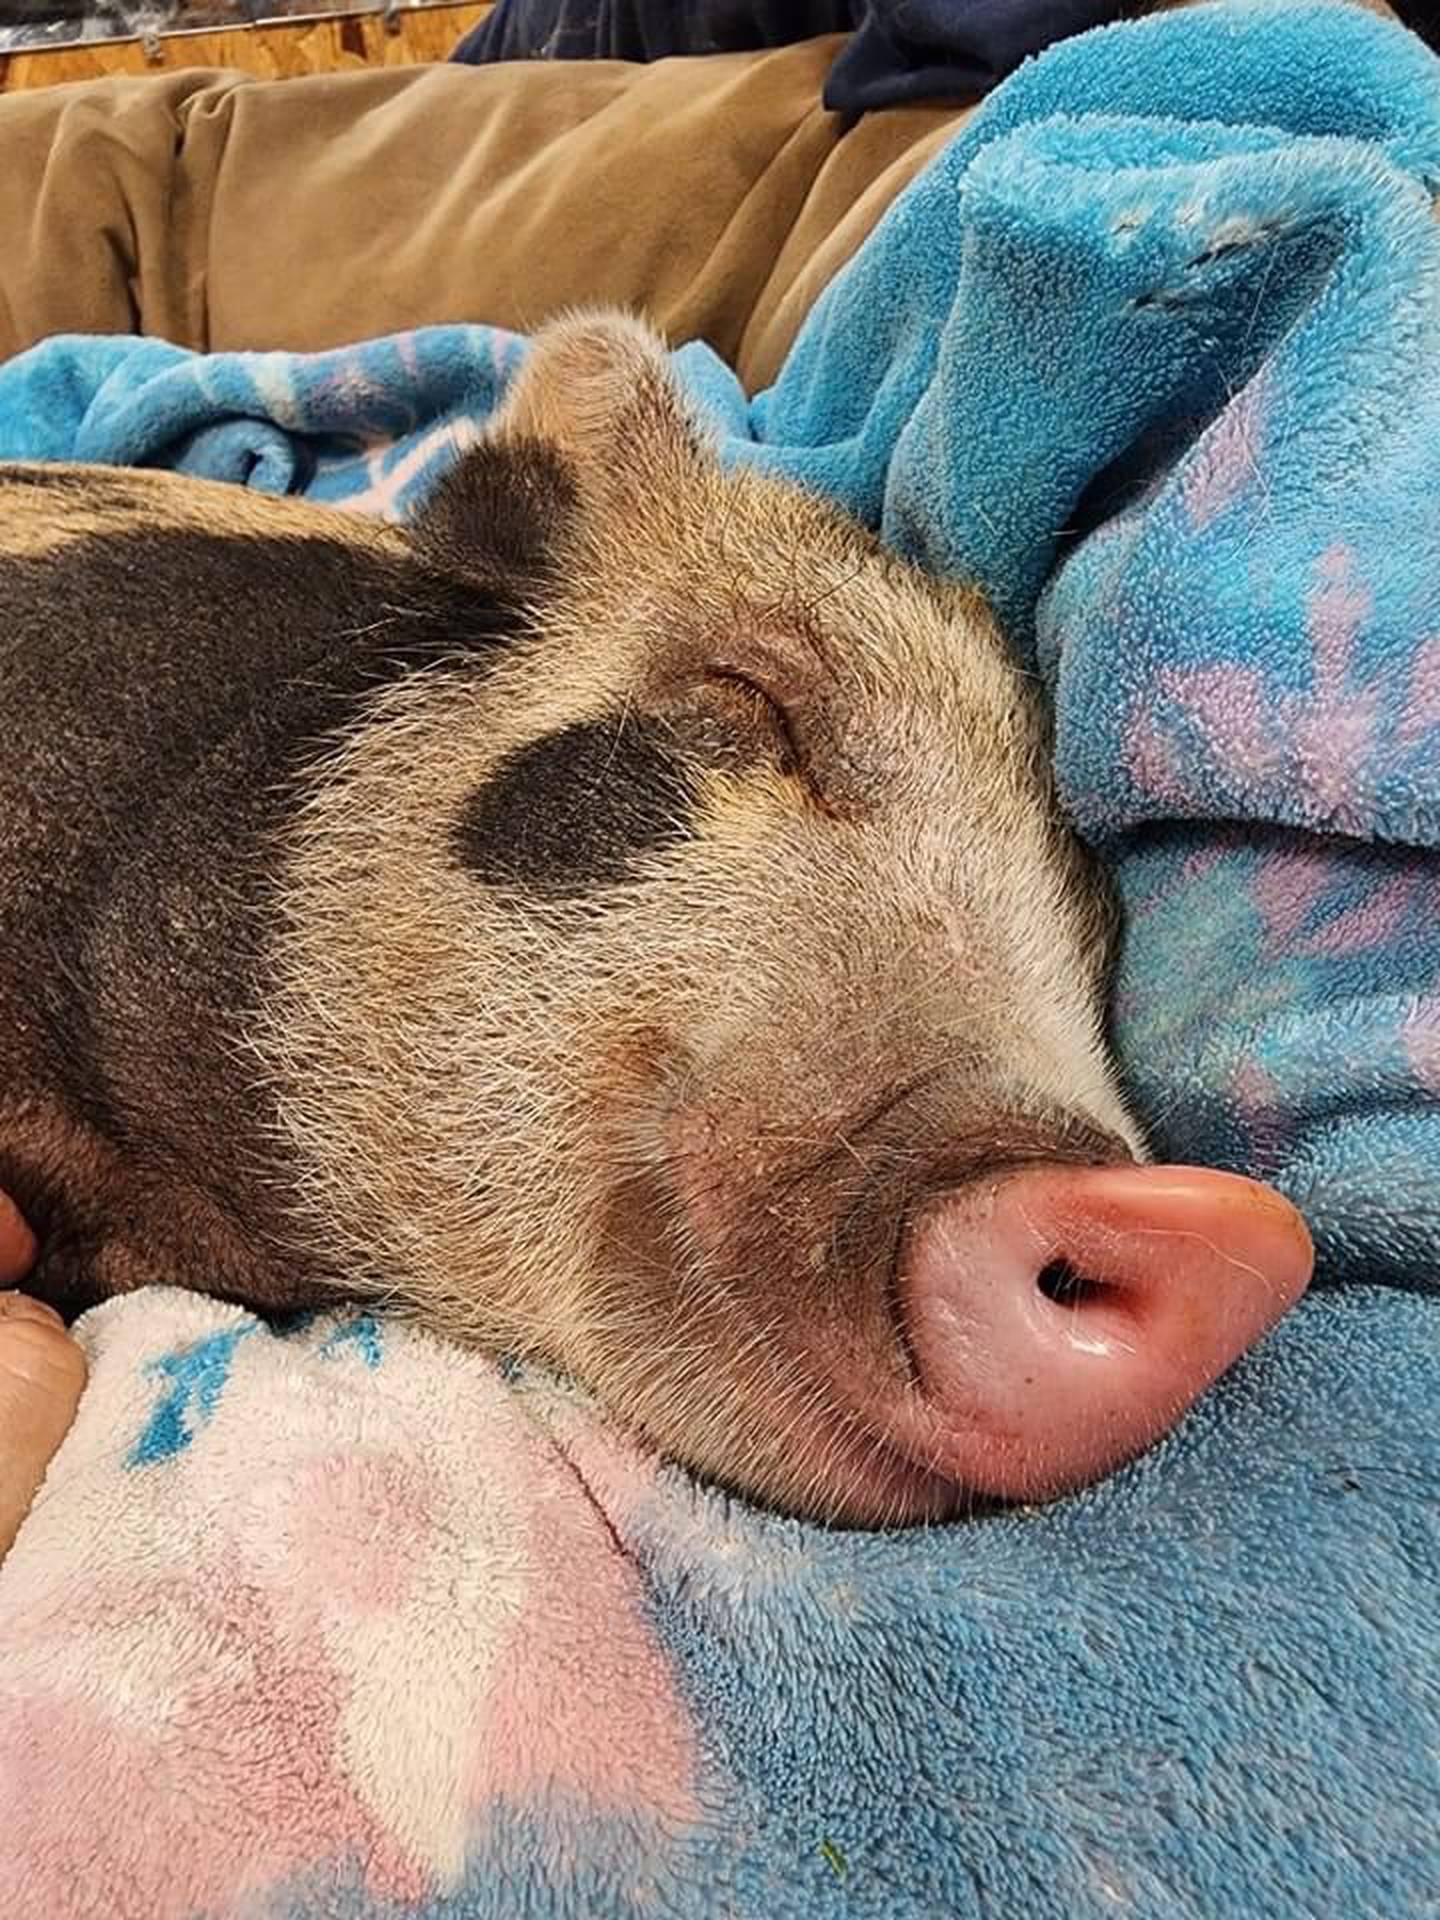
[699,668,803,779]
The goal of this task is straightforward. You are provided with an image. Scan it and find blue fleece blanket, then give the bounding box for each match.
[1,4,1436,1915]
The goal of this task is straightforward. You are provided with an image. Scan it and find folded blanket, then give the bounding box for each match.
[1,3,1436,1915]
[0,325,525,519]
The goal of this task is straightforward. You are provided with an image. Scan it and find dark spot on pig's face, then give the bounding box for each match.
[265,313,1142,1527]
[452,671,810,899]
[453,717,698,898]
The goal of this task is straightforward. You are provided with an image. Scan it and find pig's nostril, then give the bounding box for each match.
[1036,1259,1107,1309]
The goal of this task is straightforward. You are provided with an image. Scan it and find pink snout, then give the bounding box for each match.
[891,1164,1313,1502]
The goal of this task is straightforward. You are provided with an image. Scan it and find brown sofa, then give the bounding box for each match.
[0,36,972,393]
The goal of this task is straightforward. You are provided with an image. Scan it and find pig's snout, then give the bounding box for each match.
[891,1164,1314,1502]
[660,1087,1313,1519]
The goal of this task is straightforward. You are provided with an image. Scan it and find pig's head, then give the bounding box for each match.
[265,313,1311,1525]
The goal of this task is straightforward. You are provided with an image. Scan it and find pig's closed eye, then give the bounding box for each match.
[700,668,801,777]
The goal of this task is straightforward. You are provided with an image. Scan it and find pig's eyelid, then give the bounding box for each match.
[702,666,806,775]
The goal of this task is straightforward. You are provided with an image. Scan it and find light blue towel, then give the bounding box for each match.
[1,4,1436,1914]
[0,324,525,513]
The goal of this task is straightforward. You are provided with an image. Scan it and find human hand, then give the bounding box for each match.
[0,1192,85,1562]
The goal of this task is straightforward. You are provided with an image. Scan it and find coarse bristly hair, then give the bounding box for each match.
[255,310,1141,1527]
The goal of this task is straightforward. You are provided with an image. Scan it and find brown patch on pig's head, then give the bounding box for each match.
[262,311,1141,1526]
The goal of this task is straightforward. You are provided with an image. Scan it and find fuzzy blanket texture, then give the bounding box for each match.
[1,4,1436,1916]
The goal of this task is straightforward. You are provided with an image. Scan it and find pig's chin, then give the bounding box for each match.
[691,1325,1001,1528]
[592,1172,1042,1527]
[589,1201,962,1526]
[738,1419,964,1531]
[601,1296,1088,1529]
[606,1311,1081,1527]
[626,1353,969,1530]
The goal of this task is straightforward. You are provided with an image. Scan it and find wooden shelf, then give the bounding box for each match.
[0,2,492,89]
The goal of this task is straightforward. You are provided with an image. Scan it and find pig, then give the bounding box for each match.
[0,312,1312,1526]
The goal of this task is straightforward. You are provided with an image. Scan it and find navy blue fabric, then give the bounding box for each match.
[450,0,858,66]
[449,1,1135,113]
[826,1,1128,111]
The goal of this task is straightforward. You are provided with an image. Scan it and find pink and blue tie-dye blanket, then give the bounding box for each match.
[1,1285,1434,1918]
[1,3,1437,1914]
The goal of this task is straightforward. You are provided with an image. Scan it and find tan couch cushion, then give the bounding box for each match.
[0,39,973,389]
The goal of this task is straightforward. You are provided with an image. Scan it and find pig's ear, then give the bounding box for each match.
[411,432,577,589]
[487,309,707,494]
